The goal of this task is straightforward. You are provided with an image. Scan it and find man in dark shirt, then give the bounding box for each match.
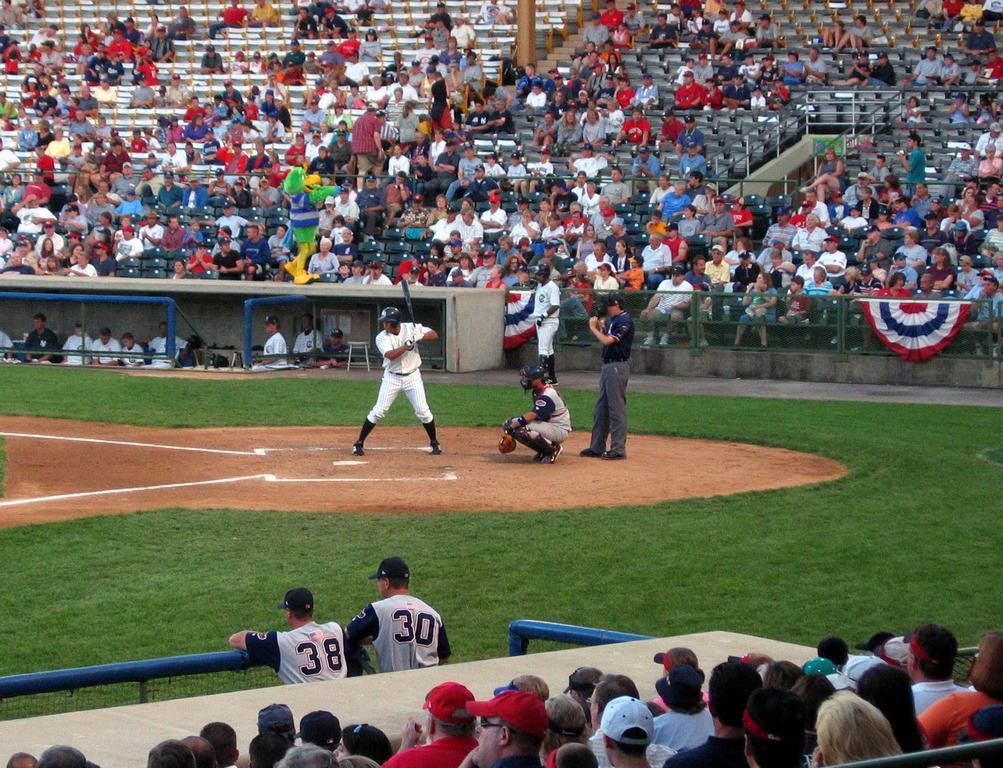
[424,144,460,199]
[463,101,492,133]
[240,223,271,280]
[649,13,678,48]
[964,20,997,59]
[722,75,750,110]
[321,329,351,367]
[355,176,385,237]
[213,237,244,279]
[870,51,897,85]
[733,251,760,288]
[92,244,118,277]
[583,292,634,460]
[308,145,336,178]
[25,312,61,363]
[662,661,762,768]
[487,101,515,134]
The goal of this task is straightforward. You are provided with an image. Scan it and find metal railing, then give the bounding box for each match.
[507,620,651,656]
[555,289,1000,362]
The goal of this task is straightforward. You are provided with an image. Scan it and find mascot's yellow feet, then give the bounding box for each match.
[293,272,319,285]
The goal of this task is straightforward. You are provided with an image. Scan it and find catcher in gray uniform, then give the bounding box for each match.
[500,363,572,464]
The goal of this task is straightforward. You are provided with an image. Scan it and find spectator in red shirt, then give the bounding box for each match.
[612,75,635,110]
[658,109,685,151]
[383,682,479,768]
[600,0,624,28]
[106,29,133,60]
[615,107,650,146]
[338,29,361,59]
[34,144,55,183]
[674,72,706,110]
[209,0,249,39]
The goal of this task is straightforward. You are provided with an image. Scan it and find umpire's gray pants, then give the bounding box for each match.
[589,361,630,455]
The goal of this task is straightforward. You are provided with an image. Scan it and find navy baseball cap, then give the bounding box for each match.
[278,587,313,611]
[299,710,342,747]
[370,556,410,580]
[258,703,295,735]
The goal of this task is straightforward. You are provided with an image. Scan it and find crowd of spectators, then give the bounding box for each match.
[0,0,1002,352]
[5,626,1003,768]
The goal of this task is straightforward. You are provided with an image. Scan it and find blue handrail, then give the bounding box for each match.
[0,651,252,698]
[507,620,651,657]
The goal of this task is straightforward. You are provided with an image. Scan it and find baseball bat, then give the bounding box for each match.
[401,278,417,326]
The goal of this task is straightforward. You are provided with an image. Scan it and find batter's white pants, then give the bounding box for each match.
[537,317,559,356]
[367,370,434,424]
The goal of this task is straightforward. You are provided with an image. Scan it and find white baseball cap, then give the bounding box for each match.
[600,697,652,746]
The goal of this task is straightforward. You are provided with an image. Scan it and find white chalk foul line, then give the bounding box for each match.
[263,472,458,483]
[0,472,459,508]
[0,432,258,457]
[0,475,268,509]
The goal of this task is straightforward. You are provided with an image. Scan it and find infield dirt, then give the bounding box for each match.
[0,416,846,527]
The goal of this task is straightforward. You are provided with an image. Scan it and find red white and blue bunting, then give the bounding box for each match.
[860,299,970,362]
[504,290,537,351]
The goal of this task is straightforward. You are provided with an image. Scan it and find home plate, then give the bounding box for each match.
[332,460,367,466]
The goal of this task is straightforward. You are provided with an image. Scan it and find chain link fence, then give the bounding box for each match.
[558,289,999,360]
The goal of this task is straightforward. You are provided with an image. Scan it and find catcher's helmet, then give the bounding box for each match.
[378,306,402,327]
[520,362,547,390]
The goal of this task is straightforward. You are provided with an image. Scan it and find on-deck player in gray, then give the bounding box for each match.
[345,557,451,673]
[229,588,349,684]
[352,306,442,456]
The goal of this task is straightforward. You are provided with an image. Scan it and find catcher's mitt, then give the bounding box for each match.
[498,433,516,454]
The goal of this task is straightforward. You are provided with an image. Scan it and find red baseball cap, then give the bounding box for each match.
[423,682,475,725]
[466,691,548,740]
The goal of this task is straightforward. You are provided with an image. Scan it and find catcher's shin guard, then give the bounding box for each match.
[510,426,555,456]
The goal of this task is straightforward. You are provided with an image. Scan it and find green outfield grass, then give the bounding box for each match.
[0,366,1000,703]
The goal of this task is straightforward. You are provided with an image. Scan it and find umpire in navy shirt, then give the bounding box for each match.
[581,292,634,459]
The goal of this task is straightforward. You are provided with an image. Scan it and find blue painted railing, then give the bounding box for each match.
[0,651,253,701]
[507,620,651,657]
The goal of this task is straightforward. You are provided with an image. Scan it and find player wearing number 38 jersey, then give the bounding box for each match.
[346,557,451,673]
[229,587,348,684]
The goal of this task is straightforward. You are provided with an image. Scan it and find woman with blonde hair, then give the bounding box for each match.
[921,630,1003,747]
[542,694,589,762]
[814,691,901,766]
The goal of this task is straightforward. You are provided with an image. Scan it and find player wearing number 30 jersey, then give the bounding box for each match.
[346,557,451,673]
[229,587,348,684]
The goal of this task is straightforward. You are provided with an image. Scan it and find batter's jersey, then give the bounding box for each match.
[346,594,450,673]
[244,621,349,684]
[375,322,430,375]
[534,281,561,319]
[532,385,571,431]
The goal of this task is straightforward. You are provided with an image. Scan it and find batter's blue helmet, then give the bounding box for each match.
[378,307,402,326]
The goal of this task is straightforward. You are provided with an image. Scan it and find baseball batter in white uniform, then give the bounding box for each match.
[352,306,441,456]
[345,557,451,673]
[229,588,349,684]
[533,264,561,385]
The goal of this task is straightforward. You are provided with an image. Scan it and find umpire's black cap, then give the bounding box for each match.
[370,556,410,580]
[278,587,314,612]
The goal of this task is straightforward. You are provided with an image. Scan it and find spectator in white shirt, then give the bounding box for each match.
[907,624,969,715]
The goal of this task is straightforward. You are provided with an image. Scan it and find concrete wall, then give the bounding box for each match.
[0,278,506,372]
[724,135,818,198]
[510,344,1003,389]
[0,631,814,768]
